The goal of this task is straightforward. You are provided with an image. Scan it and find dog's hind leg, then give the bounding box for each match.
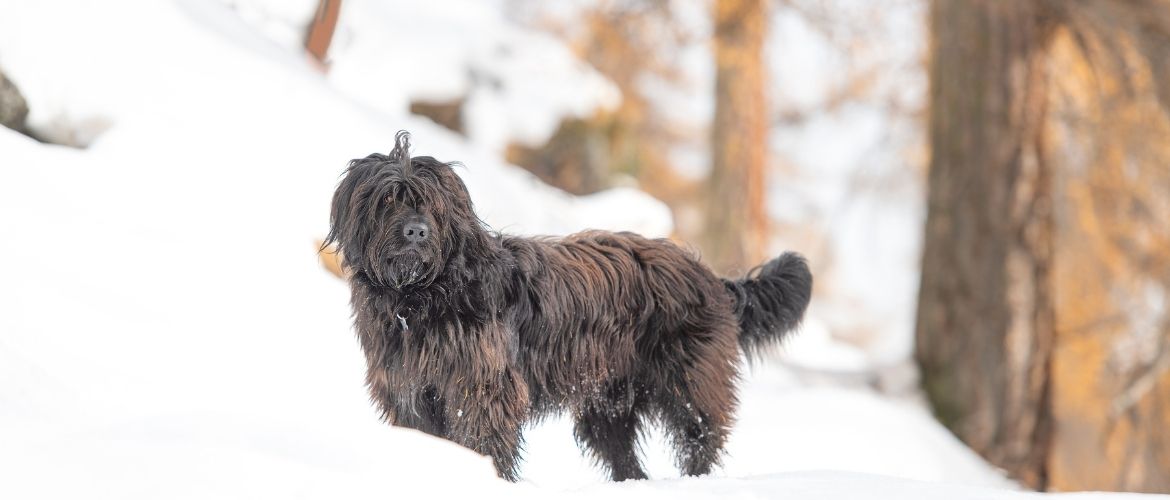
[654,333,740,477]
[573,380,649,482]
[656,374,736,476]
[444,368,530,482]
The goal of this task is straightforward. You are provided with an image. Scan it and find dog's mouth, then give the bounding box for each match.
[383,252,432,289]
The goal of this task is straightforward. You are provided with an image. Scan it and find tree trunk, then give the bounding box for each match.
[305,0,342,69]
[1043,25,1170,492]
[915,0,1056,489]
[705,0,768,275]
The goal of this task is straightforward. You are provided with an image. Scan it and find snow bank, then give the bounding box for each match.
[0,0,664,236]
[209,0,621,152]
[330,0,620,153]
[520,364,1010,489]
[565,471,1164,500]
[0,1,1164,499]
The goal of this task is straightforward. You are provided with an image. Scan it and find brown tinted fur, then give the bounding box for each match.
[326,132,812,481]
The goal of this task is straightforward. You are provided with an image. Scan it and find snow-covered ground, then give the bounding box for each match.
[1,1,1166,499]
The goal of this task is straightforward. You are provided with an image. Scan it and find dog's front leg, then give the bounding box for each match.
[389,385,449,438]
[366,367,449,438]
[443,367,530,482]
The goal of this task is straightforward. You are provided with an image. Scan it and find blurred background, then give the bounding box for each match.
[2,0,1169,497]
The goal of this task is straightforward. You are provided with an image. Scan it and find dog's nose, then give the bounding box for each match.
[403,222,429,243]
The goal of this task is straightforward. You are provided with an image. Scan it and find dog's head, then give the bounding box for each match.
[325,131,487,290]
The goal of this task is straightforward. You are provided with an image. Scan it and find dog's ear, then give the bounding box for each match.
[322,157,380,265]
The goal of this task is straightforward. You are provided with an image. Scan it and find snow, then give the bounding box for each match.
[764,1,930,368]
[0,1,1165,499]
[520,365,1010,490]
[566,472,1163,500]
[325,0,621,153]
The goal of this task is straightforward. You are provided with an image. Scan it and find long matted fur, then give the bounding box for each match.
[324,131,812,481]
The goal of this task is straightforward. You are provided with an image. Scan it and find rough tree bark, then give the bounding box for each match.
[1043,19,1170,491]
[918,0,1170,492]
[705,0,768,274]
[915,0,1056,489]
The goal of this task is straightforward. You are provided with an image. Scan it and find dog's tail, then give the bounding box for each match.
[723,252,813,358]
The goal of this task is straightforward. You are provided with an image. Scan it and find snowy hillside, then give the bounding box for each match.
[0,1,1166,499]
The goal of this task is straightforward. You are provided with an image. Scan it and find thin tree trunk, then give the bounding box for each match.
[915,0,1056,489]
[705,0,768,275]
[305,0,342,69]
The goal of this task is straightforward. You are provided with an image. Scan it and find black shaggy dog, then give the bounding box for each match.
[325,131,812,482]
